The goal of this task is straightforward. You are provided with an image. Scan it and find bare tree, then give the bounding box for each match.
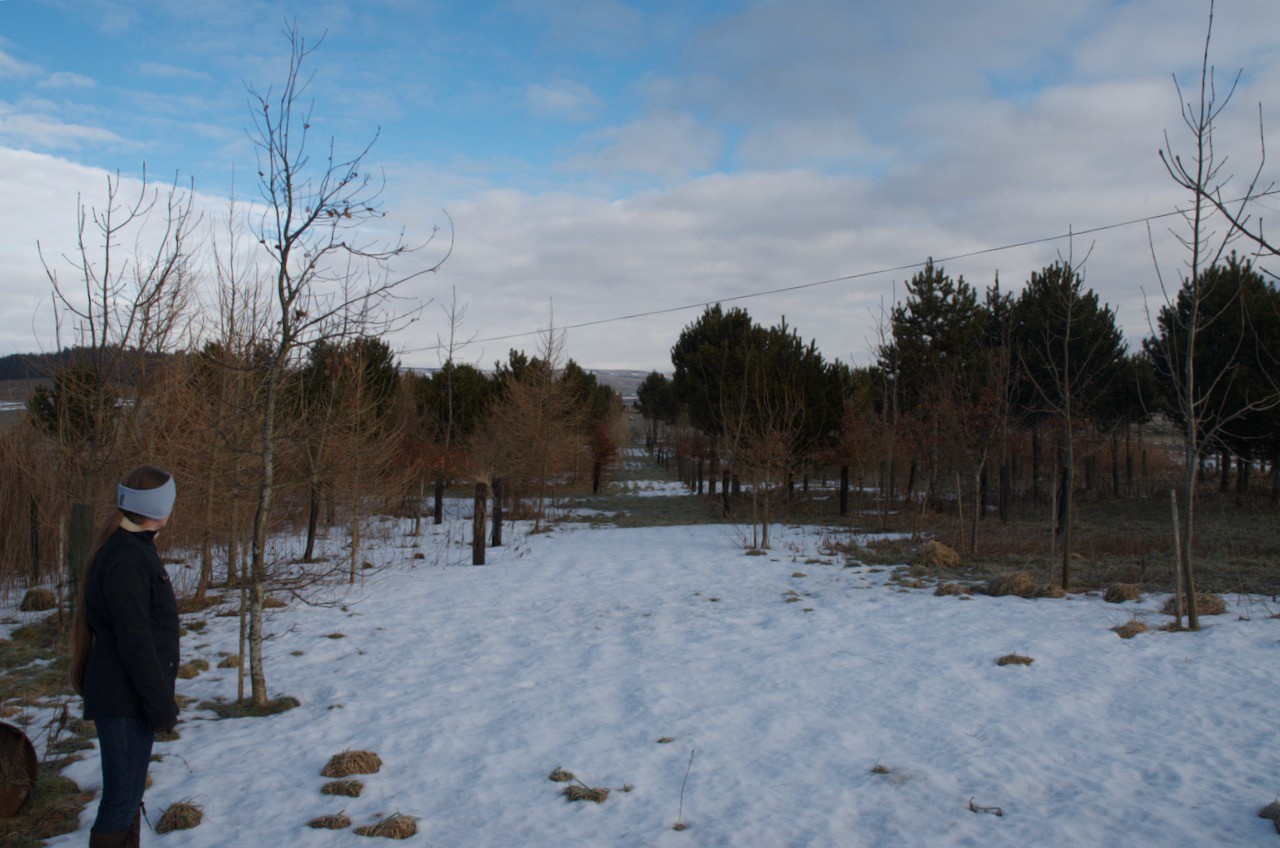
[1150,0,1280,627]
[238,23,446,707]
[36,167,198,607]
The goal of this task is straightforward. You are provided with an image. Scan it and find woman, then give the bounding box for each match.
[71,465,180,848]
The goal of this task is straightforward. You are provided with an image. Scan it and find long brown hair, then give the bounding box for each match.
[69,465,173,694]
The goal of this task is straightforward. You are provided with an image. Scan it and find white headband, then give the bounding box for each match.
[117,476,176,520]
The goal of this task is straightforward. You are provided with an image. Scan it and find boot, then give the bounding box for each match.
[88,830,131,848]
[127,808,142,848]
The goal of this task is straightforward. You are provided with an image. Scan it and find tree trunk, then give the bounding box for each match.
[1110,430,1121,497]
[303,478,320,562]
[1271,449,1279,508]
[998,462,1011,523]
[839,465,849,516]
[491,477,503,547]
[1031,424,1042,499]
[433,477,445,525]
[472,481,488,565]
[722,470,731,517]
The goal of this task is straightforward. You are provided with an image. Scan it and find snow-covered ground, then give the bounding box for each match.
[7,461,1280,846]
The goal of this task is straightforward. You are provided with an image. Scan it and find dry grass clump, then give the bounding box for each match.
[308,813,352,830]
[996,653,1034,666]
[216,654,240,669]
[322,749,383,778]
[199,696,301,718]
[977,572,1064,599]
[915,540,960,570]
[322,779,363,797]
[1258,800,1280,833]
[155,800,203,833]
[177,659,210,679]
[0,773,93,848]
[548,766,574,783]
[354,813,417,839]
[563,784,610,803]
[978,571,1037,597]
[1103,583,1142,603]
[1113,619,1149,639]
[263,596,288,609]
[18,589,56,612]
[1161,593,1228,617]
[934,582,969,596]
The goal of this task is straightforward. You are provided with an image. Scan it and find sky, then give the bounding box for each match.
[1,0,1278,372]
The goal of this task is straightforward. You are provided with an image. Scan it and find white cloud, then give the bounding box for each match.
[137,62,214,82]
[37,71,97,90]
[525,80,603,122]
[0,106,125,150]
[0,48,40,79]
[563,113,724,181]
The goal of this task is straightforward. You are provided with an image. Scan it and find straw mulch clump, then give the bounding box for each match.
[1103,583,1142,603]
[1258,800,1280,833]
[548,767,574,783]
[996,653,1034,667]
[19,589,56,612]
[563,784,610,803]
[978,572,1038,598]
[915,541,960,570]
[354,813,418,839]
[1161,593,1228,617]
[322,750,382,778]
[155,800,203,833]
[934,582,969,596]
[1112,620,1148,639]
[322,779,363,797]
[975,572,1065,599]
[177,659,210,679]
[216,654,240,669]
[308,813,352,830]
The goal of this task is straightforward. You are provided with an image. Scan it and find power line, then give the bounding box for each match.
[402,192,1276,357]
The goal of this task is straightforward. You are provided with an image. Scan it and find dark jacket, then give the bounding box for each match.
[82,528,180,729]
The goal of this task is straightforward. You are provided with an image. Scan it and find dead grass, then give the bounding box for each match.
[18,589,56,612]
[155,799,203,833]
[322,779,364,797]
[322,749,383,778]
[563,784,610,803]
[308,813,352,830]
[354,813,417,839]
[915,540,960,570]
[216,654,240,669]
[1104,584,1142,603]
[1112,619,1149,639]
[978,572,1039,598]
[0,614,70,703]
[177,658,210,679]
[1160,593,1228,616]
[198,696,300,718]
[1259,800,1280,833]
[934,582,970,596]
[0,773,92,848]
[548,766,574,783]
[996,653,1034,666]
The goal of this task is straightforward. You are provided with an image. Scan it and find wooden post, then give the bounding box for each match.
[66,502,94,614]
[491,477,503,547]
[472,481,488,565]
[839,465,849,516]
[433,478,445,525]
[1169,488,1183,628]
[722,470,731,517]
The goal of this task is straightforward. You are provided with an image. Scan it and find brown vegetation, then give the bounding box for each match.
[321,749,383,778]
[354,813,418,839]
[155,800,203,833]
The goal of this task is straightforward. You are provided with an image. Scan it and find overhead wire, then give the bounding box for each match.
[401,190,1279,357]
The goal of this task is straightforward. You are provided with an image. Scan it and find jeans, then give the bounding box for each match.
[92,715,154,833]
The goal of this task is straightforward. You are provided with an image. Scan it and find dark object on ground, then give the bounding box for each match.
[0,723,39,817]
